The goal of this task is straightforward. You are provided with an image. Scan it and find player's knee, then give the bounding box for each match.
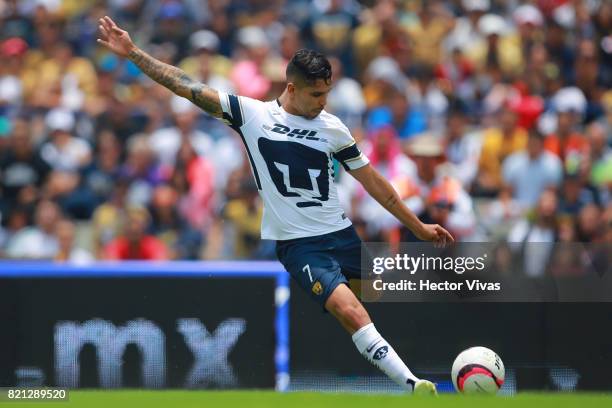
[332,301,369,328]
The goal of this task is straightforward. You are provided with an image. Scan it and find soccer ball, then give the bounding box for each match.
[451,346,505,395]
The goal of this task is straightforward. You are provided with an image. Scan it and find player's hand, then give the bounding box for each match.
[97,16,135,58]
[415,223,455,247]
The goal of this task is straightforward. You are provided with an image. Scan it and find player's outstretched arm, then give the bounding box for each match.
[349,164,455,245]
[97,16,222,118]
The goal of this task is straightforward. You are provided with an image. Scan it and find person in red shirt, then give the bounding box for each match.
[103,207,169,260]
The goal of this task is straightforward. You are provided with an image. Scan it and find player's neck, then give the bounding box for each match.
[277,90,302,117]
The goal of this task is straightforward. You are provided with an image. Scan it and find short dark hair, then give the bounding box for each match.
[286,49,332,86]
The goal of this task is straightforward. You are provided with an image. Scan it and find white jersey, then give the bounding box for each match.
[218,92,369,240]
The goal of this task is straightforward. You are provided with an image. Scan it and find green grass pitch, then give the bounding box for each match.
[4,391,612,408]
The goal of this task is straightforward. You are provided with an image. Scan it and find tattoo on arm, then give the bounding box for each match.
[383,193,398,209]
[370,169,399,210]
[128,48,222,117]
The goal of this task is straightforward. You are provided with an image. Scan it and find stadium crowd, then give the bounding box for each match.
[0,0,610,271]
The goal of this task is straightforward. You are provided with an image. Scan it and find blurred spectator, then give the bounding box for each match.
[443,104,481,188]
[573,39,608,119]
[366,127,416,180]
[0,1,34,43]
[558,171,598,216]
[547,248,588,277]
[400,134,476,241]
[0,37,28,111]
[502,130,562,209]
[203,0,235,57]
[367,88,427,140]
[279,24,302,62]
[80,130,121,207]
[0,119,50,210]
[513,4,544,59]
[445,0,489,53]
[435,47,476,105]
[91,177,129,258]
[464,13,523,77]
[557,215,578,243]
[53,218,94,263]
[505,82,544,130]
[576,203,603,242]
[0,206,29,254]
[586,122,612,194]
[25,33,98,109]
[103,206,169,260]
[230,26,274,100]
[508,189,558,277]
[179,29,235,95]
[148,95,215,167]
[352,0,410,74]
[171,140,215,230]
[491,242,515,276]
[119,134,168,207]
[406,64,449,131]
[544,19,574,81]
[326,56,366,130]
[5,200,60,259]
[421,176,477,240]
[222,179,266,259]
[404,1,454,67]
[301,0,359,75]
[40,108,92,171]
[476,105,527,196]
[544,87,588,163]
[149,184,202,260]
[480,188,524,237]
[149,1,192,61]
[361,56,407,109]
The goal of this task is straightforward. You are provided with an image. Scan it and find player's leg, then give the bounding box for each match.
[276,229,436,394]
[323,282,371,333]
[326,226,437,395]
[325,284,437,394]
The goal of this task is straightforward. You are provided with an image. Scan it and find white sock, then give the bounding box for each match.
[352,323,419,392]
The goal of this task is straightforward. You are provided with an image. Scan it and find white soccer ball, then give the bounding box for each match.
[451,346,505,394]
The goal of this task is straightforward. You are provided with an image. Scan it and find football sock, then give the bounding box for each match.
[352,323,419,392]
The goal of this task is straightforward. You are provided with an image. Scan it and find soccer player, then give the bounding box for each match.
[98,16,453,395]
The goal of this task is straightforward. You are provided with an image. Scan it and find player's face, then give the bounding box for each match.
[292,79,332,119]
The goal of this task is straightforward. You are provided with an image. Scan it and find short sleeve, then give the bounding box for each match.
[217,92,260,131]
[332,124,369,171]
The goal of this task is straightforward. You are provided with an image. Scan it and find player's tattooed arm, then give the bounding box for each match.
[97,15,222,117]
[350,163,455,245]
[127,48,222,117]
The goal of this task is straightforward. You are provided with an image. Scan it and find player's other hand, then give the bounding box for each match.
[416,223,454,247]
[97,16,135,58]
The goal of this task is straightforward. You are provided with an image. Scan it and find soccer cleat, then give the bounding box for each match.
[413,379,438,396]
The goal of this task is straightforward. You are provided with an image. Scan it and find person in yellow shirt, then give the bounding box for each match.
[23,31,98,109]
[222,180,264,259]
[476,106,528,196]
[17,12,97,109]
[463,14,524,77]
[403,1,454,67]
